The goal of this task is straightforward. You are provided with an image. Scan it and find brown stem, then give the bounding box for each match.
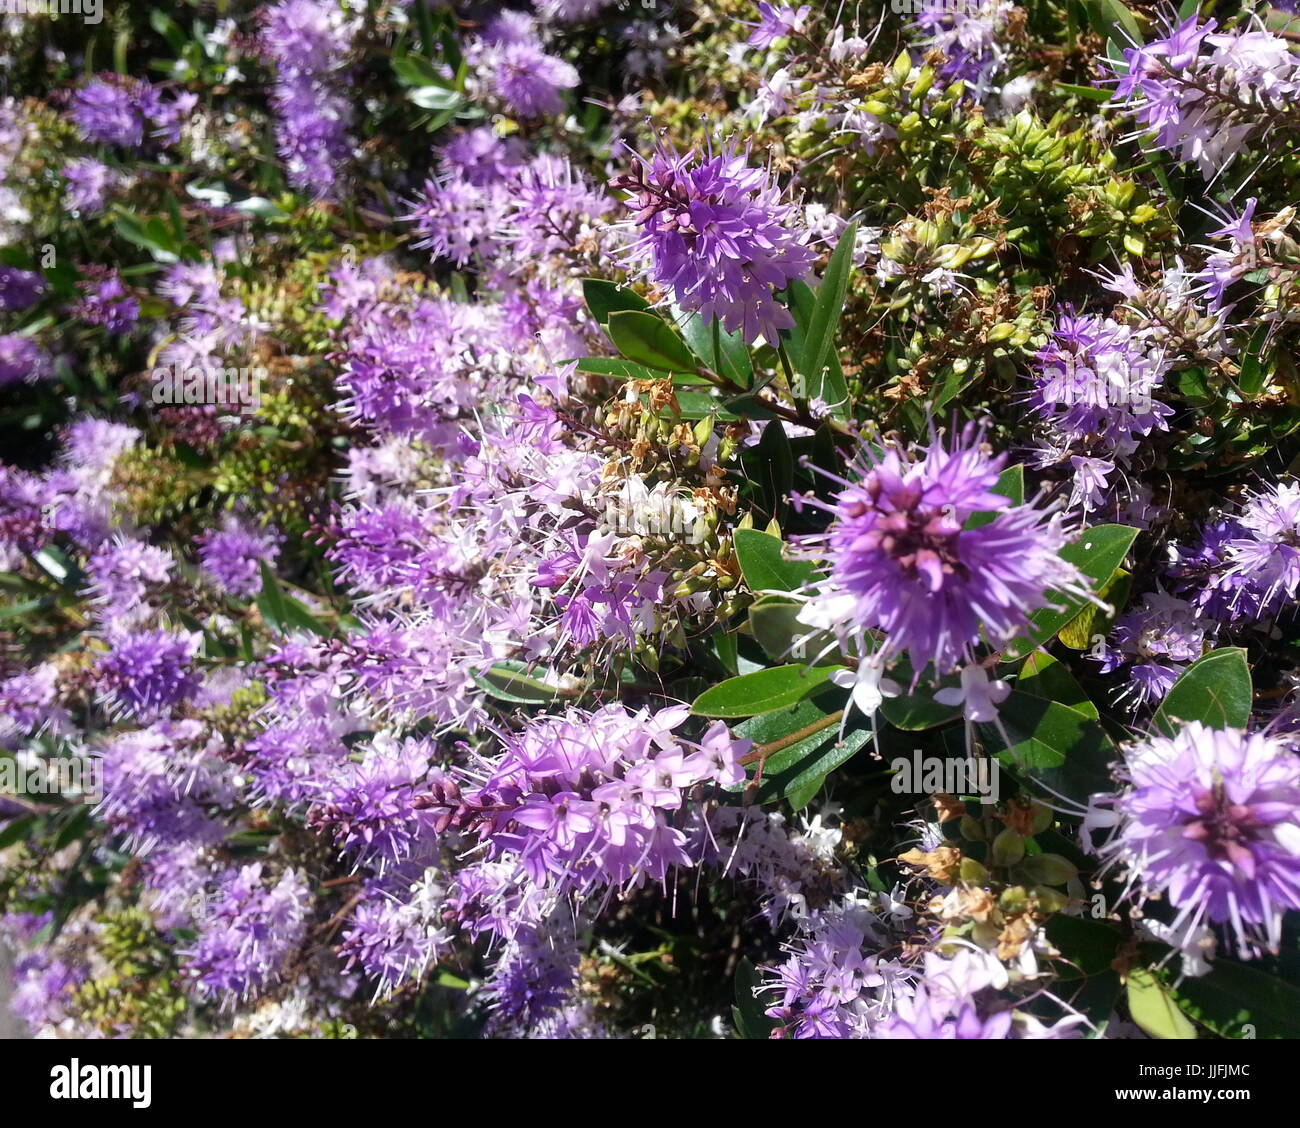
[740,708,845,765]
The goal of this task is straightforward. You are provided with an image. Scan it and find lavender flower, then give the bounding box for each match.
[182,864,311,1001]
[1030,310,1172,461]
[613,142,817,344]
[1104,15,1300,177]
[1100,721,1300,958]
[795,424,1081,680]
[0,265,45,312]
[63,157,120,214]
[431,704,750,901]
[1092,591,1208,709]
[196,517,282,599]
[261,0,359,199]
[0,335,51,388]
[95,628,201,720]
[748,3,812,49]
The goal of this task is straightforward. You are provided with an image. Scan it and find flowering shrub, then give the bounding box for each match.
[3,0,1300,1042]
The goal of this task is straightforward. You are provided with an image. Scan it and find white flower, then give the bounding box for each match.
[933,664,1010,722]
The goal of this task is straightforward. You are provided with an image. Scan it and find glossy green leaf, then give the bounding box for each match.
[472,660,568,705]
[1127,968,1197,1040]
[691,664,843,718]
[797,222,856,413]
[1002,524,1139,660]
[733,529,816,593]
[1152,648,1252,735]
[582,278,650,325]
[606,310,697,372]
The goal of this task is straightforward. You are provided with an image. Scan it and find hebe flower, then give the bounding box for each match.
[1092,590,1208,708]
[915,0,1014,100]
[1103,15,1300,177]
[431,704,750,900]
[795,424,1081,680]
[261,0,359,199]
[1170,482,1300,628]
[63,157,120,214]
[1030,309,1172,460]
[196,517,282,599]
[0,266,45,312]
[338,870,450,997]
[182,864,311,1001]
[761,895,899,1037]
[613,141,817,345]
[96,719,234,853]
[0,335,51,388]
[748,3,812,49]
[1100,721,1300,958]
[307,734,444,872]
[95,628,201,720]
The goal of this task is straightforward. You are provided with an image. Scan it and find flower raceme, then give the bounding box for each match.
[794,425,1083,687]
[422,704,751,900]
[1098,721,1300,959]
[611,141,817,346]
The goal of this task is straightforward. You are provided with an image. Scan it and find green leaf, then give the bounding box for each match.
[1045,915,1124,979]
[1055,82,1114,102]
[1086,0,1143,46]
[979,690,1116,773]
[1152,648,1252,735]
[677,311,753,387]
[733,529,816,593]
[1016,652,1099,719]
[1172,959,1300,1038]
[574,357,666,381]
[1002,525,1139,660]
[797,222,856,413]
[256,562,288,629]
[731,695,867,805]
[407,85,466,112]
[1058,567,1130,651]
[966,465,1024,529]
[472,661,568,705]
[747,596,839,666]
[732,958,775,1039]
[0,814,36,851]
[606,310,697,372]
[1127,967,1197,1040]
[691,665,843,718]
[1237,323,1272,396]
[746,420,794,525]
[878,681,962,731]
[581,278,650,325]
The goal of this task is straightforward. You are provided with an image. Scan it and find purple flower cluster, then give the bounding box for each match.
[1092,590,1207,708]
[1100,721,1300,958]
[261,0,358,199]
[466,13,579,118]
[66,75,192,150]
[196,517,282,599]
[1104,15,1300,177]
[431,704,749,901]
[916,0,1014,101]
[796,425,1080,685]
[614,142,817,345]
[1169,482,1300,628]
[0,334,51,388]
[182,864,311,1001]
[95,628,201,720]
[1030,310,1172,462]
